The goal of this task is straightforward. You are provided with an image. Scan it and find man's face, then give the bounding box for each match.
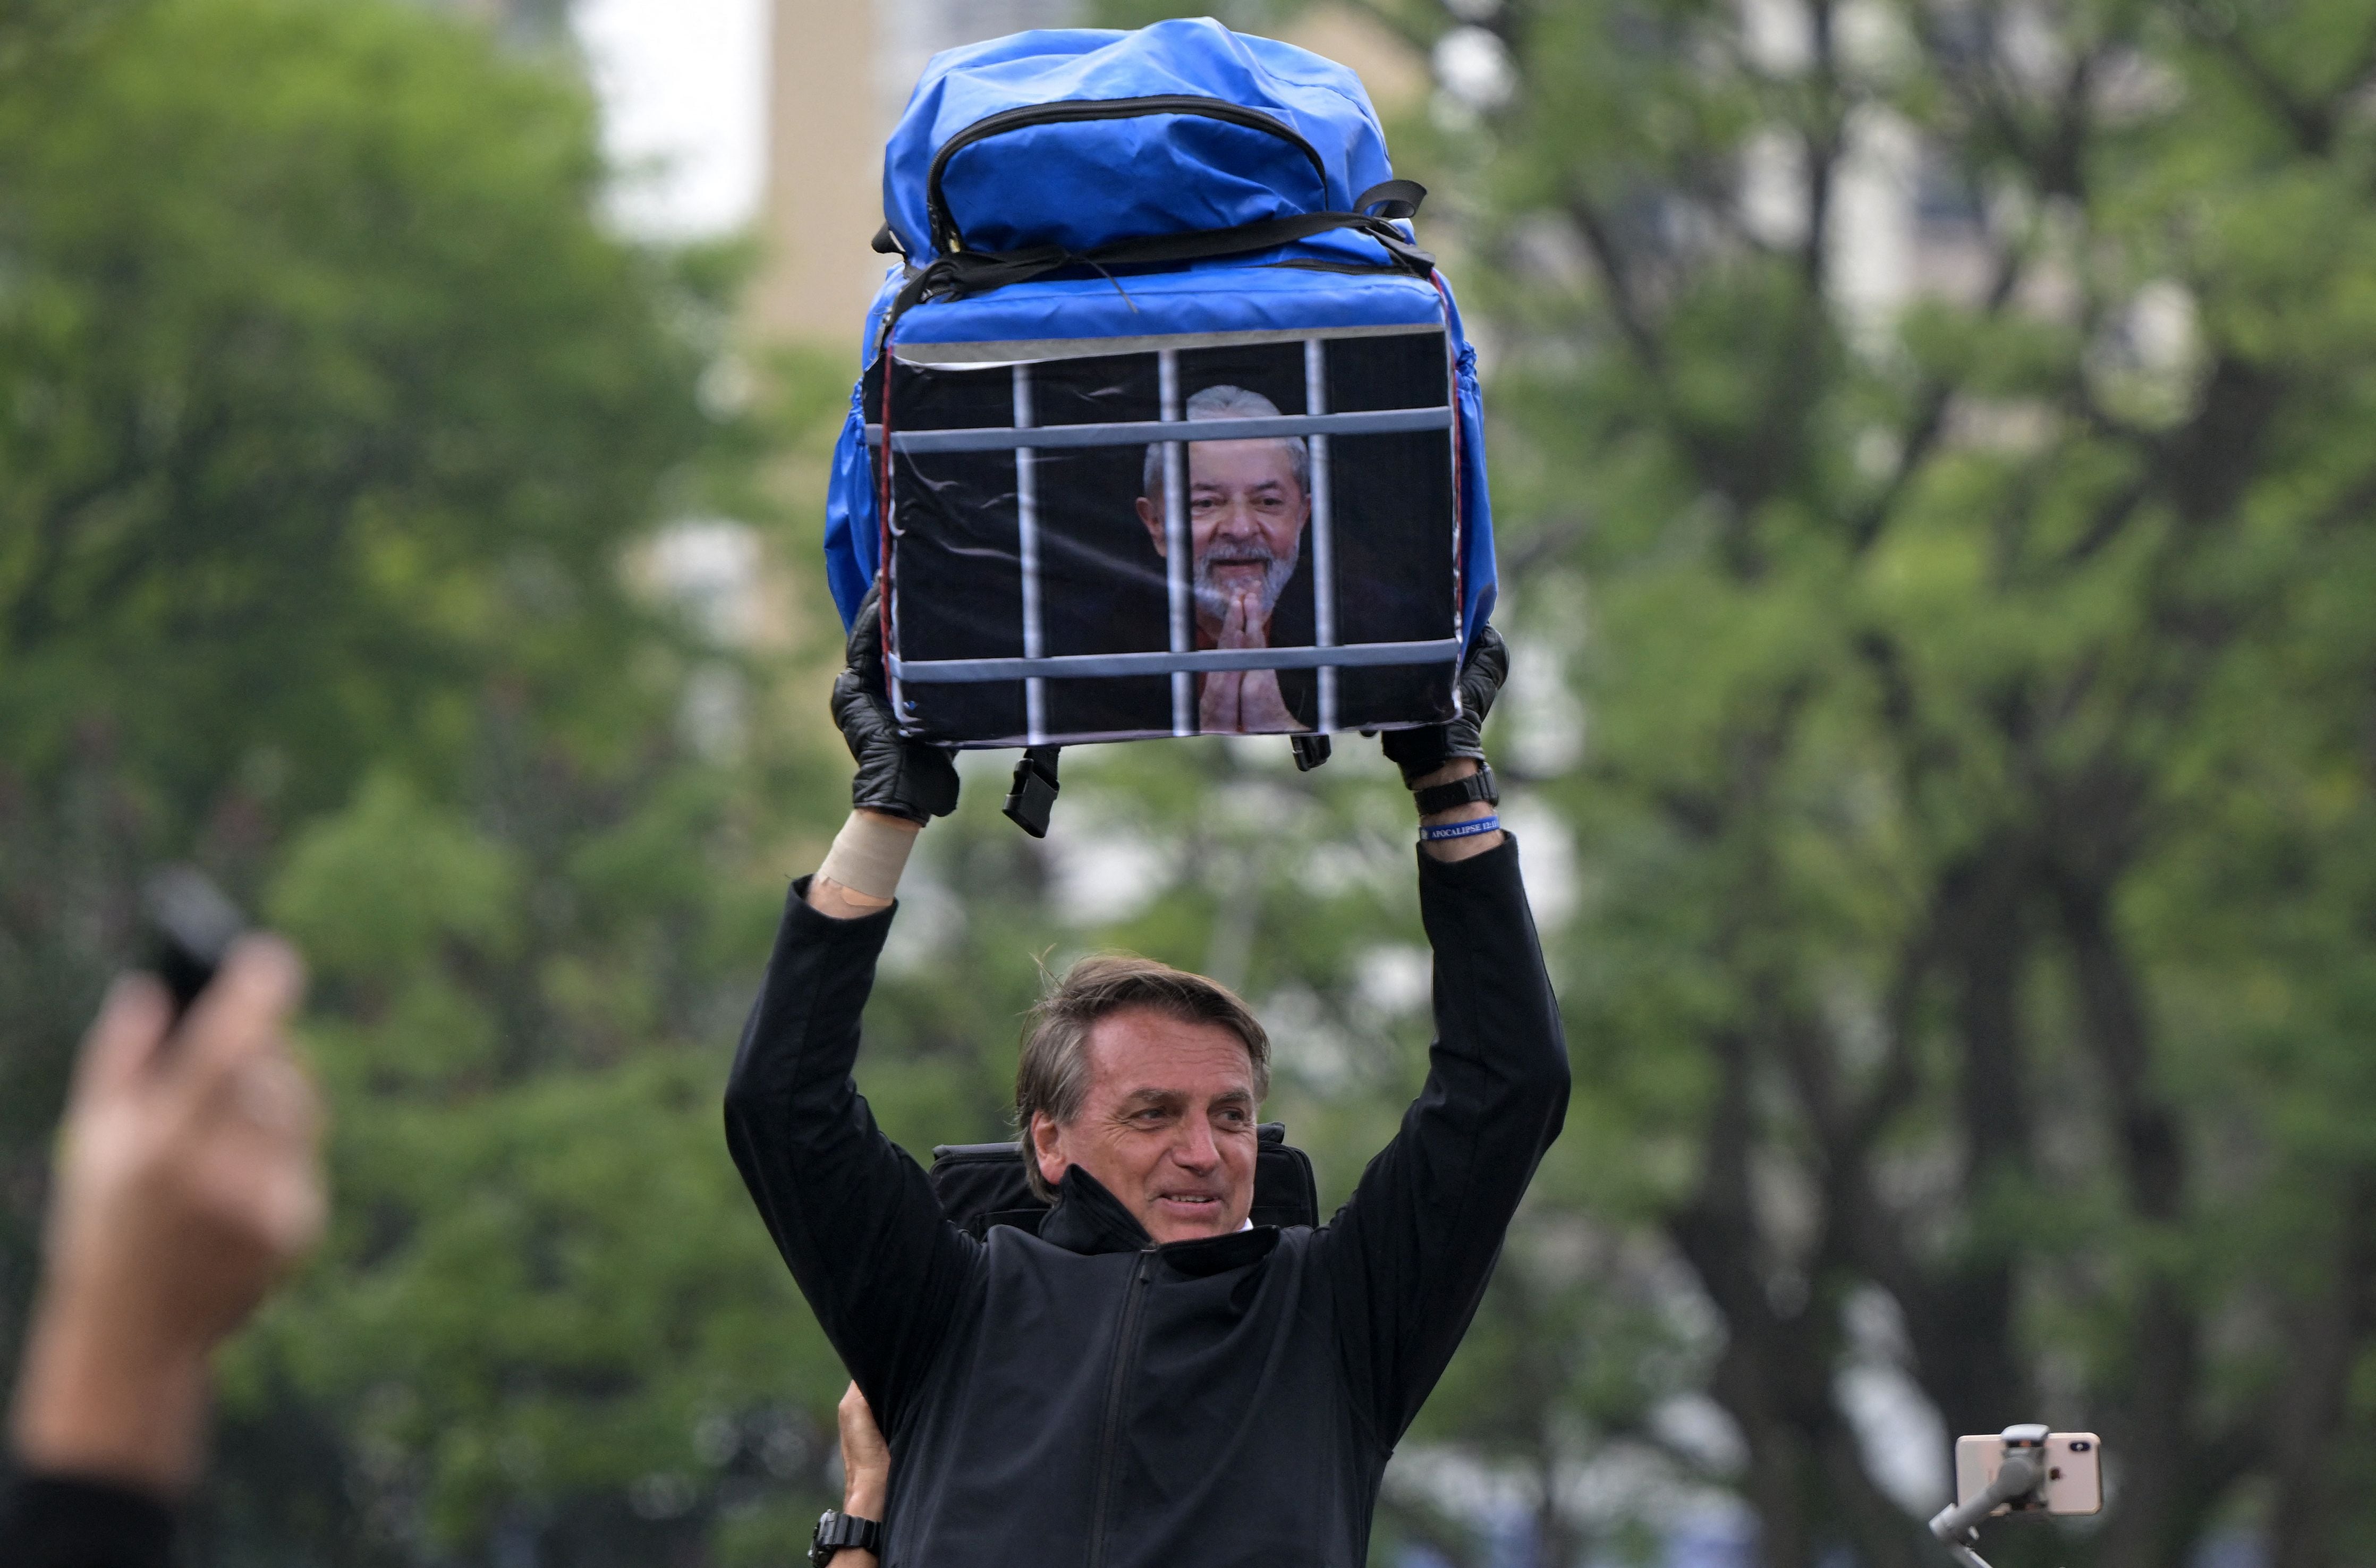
[1136,438,1311,626]
[1030,1007,1260,1244]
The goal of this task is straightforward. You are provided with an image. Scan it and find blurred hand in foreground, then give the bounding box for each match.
[9,938,325,1496]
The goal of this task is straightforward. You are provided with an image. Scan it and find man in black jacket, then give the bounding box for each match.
[725,592,1568,1568]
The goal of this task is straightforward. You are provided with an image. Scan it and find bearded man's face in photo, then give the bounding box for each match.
[1137,435,1311,638]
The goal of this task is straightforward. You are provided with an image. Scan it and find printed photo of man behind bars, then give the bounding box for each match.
[1134,384,1316,735]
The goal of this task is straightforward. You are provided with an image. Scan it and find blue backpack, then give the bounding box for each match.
[824,20,1496,766]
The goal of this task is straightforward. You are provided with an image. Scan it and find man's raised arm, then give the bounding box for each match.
[723,588,974,1431]
[1322,630,1574,1445]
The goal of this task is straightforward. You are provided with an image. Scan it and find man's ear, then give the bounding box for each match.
[1030,1112,1068,1190]
[1135,496,1167,557]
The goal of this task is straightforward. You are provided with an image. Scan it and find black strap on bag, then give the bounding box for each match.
[878,181,1432,345]
[1352,178,1425,220]
[928,1123,1322,1240]
[1002,746,1062,837]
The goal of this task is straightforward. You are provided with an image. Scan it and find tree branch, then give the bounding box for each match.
[1564,191,1667,376]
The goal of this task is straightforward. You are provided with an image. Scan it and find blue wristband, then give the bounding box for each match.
[1420,814,1499,842]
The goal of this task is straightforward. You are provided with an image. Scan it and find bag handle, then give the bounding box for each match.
[1354,179,1425,219]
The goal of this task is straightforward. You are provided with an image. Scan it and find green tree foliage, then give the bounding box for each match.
[0,0,709,814]
[0,1,862,1560]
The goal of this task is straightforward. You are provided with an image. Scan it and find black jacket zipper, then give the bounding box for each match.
[1084,1249,1158,1568]
[926,96,1329,256]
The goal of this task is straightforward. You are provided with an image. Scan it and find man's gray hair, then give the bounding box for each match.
[1014,953,1271,1203]
[1140,384,1310,502]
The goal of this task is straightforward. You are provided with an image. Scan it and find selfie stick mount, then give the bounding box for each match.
[1928,1425,2050,1568]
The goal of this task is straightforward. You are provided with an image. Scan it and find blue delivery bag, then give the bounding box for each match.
[822,19,1496,747]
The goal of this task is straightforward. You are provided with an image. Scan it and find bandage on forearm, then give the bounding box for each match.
[814,811,920,903]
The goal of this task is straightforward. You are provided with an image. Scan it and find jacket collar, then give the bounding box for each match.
[1037,1167,1279,1275]
[1039,1166,1153,1255]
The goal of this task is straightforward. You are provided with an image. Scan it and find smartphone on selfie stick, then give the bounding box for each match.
[1930,1425,2103,1568]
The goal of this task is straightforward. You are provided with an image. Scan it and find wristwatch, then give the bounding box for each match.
[810,1509,882,1566]
[1411,763,1497,817]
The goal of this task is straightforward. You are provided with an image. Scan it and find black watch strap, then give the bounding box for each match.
[1412,764,1497,816]
[811,1510,882,1566]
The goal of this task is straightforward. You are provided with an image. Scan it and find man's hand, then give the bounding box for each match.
[832,583,958,824]
[836,1380,890,1565]
[1391,629,1510,862]
[838,1380,890,1516]
[1381,624,1508,784]
[1198,675,1241,734]
[1199,583,1299,734]
[1232,674,1299,732]
[1215,586,1262,655]
[10,938,326,1495]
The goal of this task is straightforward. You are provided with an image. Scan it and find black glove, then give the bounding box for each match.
[830,584,960,823]
[1380,624,1509,785]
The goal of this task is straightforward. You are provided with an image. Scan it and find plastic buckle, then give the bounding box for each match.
[1291,734,1332,772]
[1002,747,1062,838]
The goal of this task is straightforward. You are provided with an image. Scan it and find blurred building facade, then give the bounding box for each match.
[756,0,1080,347]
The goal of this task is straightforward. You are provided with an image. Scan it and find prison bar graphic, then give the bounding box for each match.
[1160,349,1191,736]
[1304,337,1338,734]
[873,337,1462,740]
[1012,363,1047,742]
